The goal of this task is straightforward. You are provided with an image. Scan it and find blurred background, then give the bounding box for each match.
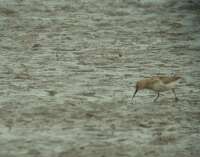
[0,0,199,157]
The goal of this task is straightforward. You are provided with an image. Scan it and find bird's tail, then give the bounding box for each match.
[173,76,181,81]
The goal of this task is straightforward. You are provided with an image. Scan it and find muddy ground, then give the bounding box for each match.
[0,0,200,156]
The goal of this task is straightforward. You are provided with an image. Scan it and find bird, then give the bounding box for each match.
[132,75,181,102]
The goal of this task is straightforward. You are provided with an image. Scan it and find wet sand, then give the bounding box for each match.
[0,0,200,156]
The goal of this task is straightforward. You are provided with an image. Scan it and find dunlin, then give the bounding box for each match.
[132,76,181,102]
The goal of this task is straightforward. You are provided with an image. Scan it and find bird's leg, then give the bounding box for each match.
[153,92,160,102]
[172,89,179,101]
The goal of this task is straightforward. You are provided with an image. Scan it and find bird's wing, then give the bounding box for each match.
[159,76,180,84]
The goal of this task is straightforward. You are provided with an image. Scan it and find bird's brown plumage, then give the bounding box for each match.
[152,76,181,84]
[132,75,181,101]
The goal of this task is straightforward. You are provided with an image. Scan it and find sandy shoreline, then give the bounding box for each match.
[0,0,199,156]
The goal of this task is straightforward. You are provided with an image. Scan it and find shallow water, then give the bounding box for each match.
[0,0,200,156]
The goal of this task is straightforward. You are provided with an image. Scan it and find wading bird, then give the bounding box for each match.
[132,76,181,102]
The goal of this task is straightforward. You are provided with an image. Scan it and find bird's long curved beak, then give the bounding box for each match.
[132,88,138,101]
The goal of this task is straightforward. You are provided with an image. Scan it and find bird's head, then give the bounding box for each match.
[132,81,146,100]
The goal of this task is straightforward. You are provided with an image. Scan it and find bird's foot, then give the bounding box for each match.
[153,98,158,102]
[175,97,179,102]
